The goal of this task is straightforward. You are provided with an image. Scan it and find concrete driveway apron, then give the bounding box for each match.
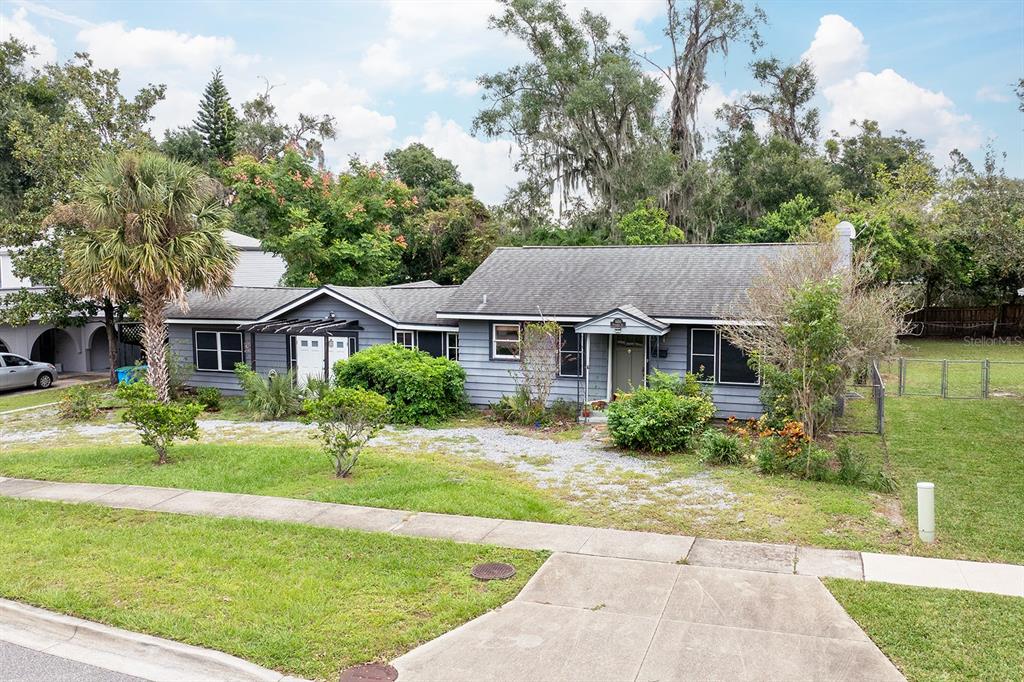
[392,552,904,682]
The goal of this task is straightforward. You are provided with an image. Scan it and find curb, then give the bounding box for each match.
[0,598,307,682]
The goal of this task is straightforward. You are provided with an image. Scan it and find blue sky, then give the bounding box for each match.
[3,0,1022,203]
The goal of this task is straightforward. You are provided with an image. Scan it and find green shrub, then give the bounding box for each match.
[647,369,708,398]
[787,442,832,482]
[492,386,544,425]
[305,377,331,401]
[547,399,579,425]
[57,386,101,421]
[334,344,465,425]
[606,388,715,453]
[233,364,305,420]
[698,429,744,465]
[302,386,390,478]
[755,437,785,474]
[491,388,578,427]
[195,387,222,412]
[116,382,202,464]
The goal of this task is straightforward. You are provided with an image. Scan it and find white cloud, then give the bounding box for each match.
[76,21,258,71]
[2,7,57,67]
[454,79,481,97]
[406,113,521,204]
[358,38,411,85]
[422,70,448,93]
[823,68,982,159]
[976,85,1012,103]
[150,87,200,135]
[802,15,868,86]
[277,76,397,163]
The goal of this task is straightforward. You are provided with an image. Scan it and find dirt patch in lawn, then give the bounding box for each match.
[372,425,738,524]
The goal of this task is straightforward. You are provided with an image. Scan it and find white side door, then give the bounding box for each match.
[327,337,351,380]
[293,336,325,385]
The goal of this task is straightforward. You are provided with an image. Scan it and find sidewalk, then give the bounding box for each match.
[1,476,1021,597]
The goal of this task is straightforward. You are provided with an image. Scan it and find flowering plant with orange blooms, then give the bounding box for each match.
[222,150,416,286]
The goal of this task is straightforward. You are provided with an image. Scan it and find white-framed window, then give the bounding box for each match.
[394,330,417,349]
[559,324,583,377]
[491,323,520,360]
[689,328,717,383]
[445,332,459,361]
[195,330,244,372]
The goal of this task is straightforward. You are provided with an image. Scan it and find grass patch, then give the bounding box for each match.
[883,338,1024,397]
[0,381,104,412]
[843,397,1024,564]
[0,498,543,681]
[0,442,576,524]
[827,579,1024,681]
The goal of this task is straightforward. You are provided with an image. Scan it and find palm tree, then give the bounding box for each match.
[63,151,237,402]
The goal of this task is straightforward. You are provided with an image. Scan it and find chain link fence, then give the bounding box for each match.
[896,358,1024,399]
[835,361,885,435]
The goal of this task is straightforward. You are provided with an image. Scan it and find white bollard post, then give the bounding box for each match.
[917,482,935,543]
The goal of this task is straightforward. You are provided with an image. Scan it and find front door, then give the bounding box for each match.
[611,335,646,397]
[294,336,325,384]
[327,336,351,376]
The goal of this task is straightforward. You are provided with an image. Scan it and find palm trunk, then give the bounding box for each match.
[103,299,118,387]
[140,290,171,403]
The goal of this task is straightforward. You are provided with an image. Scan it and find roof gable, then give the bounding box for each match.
[575,305,669,336]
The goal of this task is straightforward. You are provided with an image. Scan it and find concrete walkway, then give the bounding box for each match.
[393,553,906,681]
[1,477,1022,597]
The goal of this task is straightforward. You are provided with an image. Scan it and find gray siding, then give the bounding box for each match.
[459,320,586,406]
[599,324,763,419]
[168,325,245,393]
[586,334,608,402]
[287,295,395,348]
[171,293,400,394]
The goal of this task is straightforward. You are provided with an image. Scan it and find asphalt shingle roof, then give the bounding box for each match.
[439,243,811,320]
[326,284,459,326]
[170,286,314,320]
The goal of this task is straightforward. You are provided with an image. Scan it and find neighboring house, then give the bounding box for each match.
[167,228,855,419]
[0,230,286,373]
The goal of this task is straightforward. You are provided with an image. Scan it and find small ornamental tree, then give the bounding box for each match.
[517,321,562,411]
[302,387,390,478]
[722,239,910,441]
[116,381,202,465]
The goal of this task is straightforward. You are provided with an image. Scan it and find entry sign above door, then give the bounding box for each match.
[610,317,625,332]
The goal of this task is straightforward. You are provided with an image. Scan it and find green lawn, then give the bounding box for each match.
[884,338,1024,398]
[827,579,1024,681]
[843,397,1024,564]
[0,380,105,412]
[0,442,576,524]
[0,498,544,681]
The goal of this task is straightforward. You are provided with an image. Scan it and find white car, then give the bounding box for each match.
[0,353,56,390]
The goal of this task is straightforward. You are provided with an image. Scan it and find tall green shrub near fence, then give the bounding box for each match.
[333,344,466,425]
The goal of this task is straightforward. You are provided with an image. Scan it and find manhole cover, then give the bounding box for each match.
[471,562,516,580]
[339,663,398,682]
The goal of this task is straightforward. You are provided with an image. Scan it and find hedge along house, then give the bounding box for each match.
[166,227,858,419]
[166,281,460,392]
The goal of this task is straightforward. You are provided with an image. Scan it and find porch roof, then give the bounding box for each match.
[575,305,669,336]
[237,318,363,336]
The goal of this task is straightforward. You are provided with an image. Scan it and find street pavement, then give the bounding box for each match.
[0,640,142,682]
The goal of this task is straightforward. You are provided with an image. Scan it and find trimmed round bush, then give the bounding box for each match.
[606,388,715,453]
[333,344,466,425]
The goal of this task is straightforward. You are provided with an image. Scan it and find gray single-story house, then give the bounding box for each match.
[166,228,855,420]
